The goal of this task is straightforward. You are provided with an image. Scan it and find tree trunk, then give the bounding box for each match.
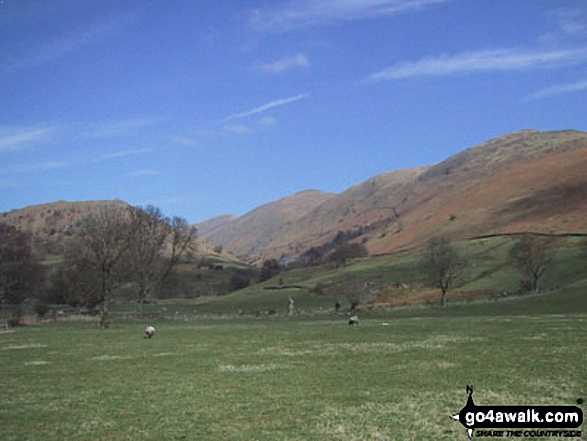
[138,284,145,318]
[441,289,448,307]
[100,294,110,328]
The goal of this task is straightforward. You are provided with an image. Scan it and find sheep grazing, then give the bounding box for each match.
[348,316,360,326]
[145,326,156,339]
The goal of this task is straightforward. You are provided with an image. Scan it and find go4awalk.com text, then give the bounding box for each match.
[450,386,583,440]
[475,430,581,438]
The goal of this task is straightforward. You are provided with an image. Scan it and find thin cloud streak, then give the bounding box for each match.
[97,148,154,161]
[3,14,131,72]
[525,79,587,101]
[80,118,161,139]
[366,46,587,81]
[125,169,162,177]
[170,136,198,146]
[254,53,309,74]
[220,93,310,122]
[258,116,276,127]
[250,0,452,31]
[0,127,54,152]
[222,124,251,135]
[0,160,71,174]
[541,7,587,43]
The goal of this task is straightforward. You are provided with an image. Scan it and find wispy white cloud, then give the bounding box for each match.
[250,0,451,31]
[125,169,162,177]
[253,53,309,74]
[222,124,251,136]
[0,160,71,174]
[4,14,131,72]
[221,93,310,122]
[524,79,587,101]
[170,136,198,146]
[258,116,276,127]
[541,7,587,43]
[97,148,154,161]
[365,46,587,81]
[0,126,55,152]
[221,116,277,135]
[80,118,161,139]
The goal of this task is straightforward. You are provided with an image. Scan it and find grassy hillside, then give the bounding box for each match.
[1,234,584,440]
[168,235,587,318]
[0,292,584,440]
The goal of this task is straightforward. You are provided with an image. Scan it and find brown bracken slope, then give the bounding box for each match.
[0,200,222,260]
[198,130,587,263]
[196,190,334,262]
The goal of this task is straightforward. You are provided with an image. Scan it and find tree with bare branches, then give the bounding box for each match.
[508,234,555,293]
[126,205,196,317]
[62,205,196,321]
[422,236,463,307]
[0,222,45,308]
[64,206,130,326]
[313,277,374,312]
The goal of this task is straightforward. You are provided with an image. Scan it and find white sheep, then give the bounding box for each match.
[348,316,360,326]
[145,326,156,339]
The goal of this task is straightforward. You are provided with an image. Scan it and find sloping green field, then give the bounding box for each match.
[1,236,585,440]
[182,236,586,317]
[1,286,585,440]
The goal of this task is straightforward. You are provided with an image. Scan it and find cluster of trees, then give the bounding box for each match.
[55,205,196,324]
[227,258,284,292]
[312,277,376,312]
[0,223,45,308]
[272,233,560,312]
[422,233,557,307]
[299,242,368,267]
[0,205,196,326]
[0,202,571,323]
[507,234,555,294]
[310,234,559,312]
[298,228,369,267]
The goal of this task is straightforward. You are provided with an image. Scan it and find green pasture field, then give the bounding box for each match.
[1,288,585,440]
[177,236,587,317]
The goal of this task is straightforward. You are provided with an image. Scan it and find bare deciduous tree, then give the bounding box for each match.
[0,222,45,307]
[127,205,196,317]
[166,216,197,280]
[64,206,130,325]
[59,204,196,323]
[422,236,462,307]
[313,277,374,312]
[508,234,554,293]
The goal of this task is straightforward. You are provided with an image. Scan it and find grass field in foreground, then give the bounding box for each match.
[1,296,585,440]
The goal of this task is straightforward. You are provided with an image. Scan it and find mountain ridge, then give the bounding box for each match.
[4,130,586,265]
[197,129,587,263]
[0,199,225,260]
[196,189,334,260]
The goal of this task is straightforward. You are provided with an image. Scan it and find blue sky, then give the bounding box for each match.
[1,0,586,223]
